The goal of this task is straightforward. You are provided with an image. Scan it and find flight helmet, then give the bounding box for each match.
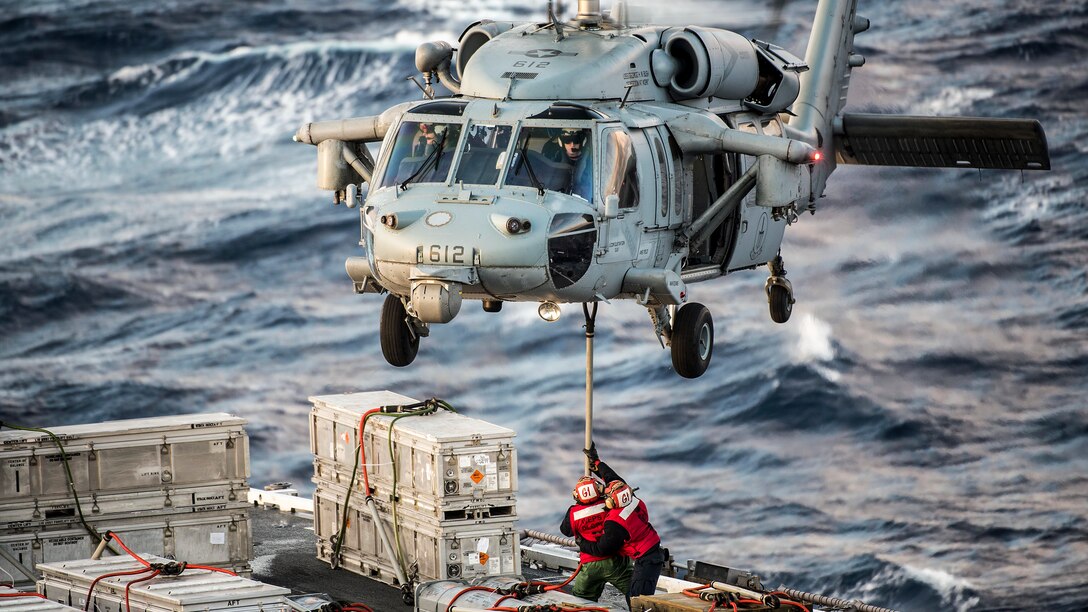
[604,480,633,509]
[573,476,603,504]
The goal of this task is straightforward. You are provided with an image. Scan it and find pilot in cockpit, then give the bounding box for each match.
[557,128,593,201]
[412,122,440,157]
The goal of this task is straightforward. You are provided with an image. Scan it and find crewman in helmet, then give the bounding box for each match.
[576,443,665,603]
[560,469,632,601]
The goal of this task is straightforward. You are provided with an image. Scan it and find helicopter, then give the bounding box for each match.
[294,0,1050,378]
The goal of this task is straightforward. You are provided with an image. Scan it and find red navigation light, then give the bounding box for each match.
[813,151,823,162]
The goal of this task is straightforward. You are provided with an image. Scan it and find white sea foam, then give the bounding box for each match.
[912,86,994,115]
[793,313,835,362]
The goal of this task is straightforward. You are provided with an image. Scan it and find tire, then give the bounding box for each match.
[380,294,419,367]
[768,284,793,324]
[671,303,714,379]
[482,300,503,313]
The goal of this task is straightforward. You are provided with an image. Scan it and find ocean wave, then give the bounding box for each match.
[0,377,229,426]
[0,265,155,338]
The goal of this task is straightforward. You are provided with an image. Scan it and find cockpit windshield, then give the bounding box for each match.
[378,120,463,189]
[454,124,514,185]
[505,127,593,201]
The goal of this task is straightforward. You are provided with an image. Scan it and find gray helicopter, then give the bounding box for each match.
[294,0,1049,378]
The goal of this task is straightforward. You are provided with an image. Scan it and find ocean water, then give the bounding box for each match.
[1,1,1086,610]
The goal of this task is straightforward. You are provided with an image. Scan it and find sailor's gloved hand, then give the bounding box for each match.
[583,443,601,472]
[575,536,587,551]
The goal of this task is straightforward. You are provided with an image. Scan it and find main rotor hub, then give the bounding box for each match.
[576,0,602,26]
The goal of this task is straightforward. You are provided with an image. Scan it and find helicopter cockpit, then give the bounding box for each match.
[369,102,628,207]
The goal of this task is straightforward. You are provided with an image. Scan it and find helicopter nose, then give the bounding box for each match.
[365,199,554,318]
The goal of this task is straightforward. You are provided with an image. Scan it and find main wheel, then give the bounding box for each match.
[380,294,419,367]
[768,284,793,324]
[671,303,714,379]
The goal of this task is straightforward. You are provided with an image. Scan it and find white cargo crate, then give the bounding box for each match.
[0,511,251,588]
[313,486,519,585]
[0,586,81,611]
[0,480,249,533]
[0,414,249,502]
[313,468,516,526]
[37,555,288,612]
[309,393,517,504]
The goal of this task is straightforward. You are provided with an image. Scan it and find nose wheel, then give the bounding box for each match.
[380,294,421,367]
[765,254,795,324]
[670,303,714,379]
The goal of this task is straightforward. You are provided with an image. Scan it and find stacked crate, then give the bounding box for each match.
[0,415,251,587]
[0,586,82,611]
[309,392,519,586]
[37,555,289,612]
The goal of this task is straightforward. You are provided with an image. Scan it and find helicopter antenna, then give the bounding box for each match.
[406,75,434,100]
[547,1,566,42]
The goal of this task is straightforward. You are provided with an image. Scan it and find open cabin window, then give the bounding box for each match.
[504,125,594,201]
[602,128,639,209]
[453,124,514,185]
[377,120,463,188]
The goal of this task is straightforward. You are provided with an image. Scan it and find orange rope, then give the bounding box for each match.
[444,586,497,612]
[106,532,150,567]
[124,569,161,612]
[183,564,238,577]
[544,563,582,591]
[84,568,155,611]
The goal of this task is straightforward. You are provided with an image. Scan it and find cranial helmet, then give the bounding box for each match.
[573,476,603,504]
[604,480,633,509]
[559,129,586,144]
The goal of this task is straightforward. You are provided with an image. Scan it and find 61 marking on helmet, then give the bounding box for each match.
[573,476,602,504]
[605,480,633,508]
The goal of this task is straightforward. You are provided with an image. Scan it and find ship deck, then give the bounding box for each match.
[247,498,632,611]
[250,503,410,610]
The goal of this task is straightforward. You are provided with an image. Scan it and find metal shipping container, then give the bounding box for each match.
[37,555,288,612]
[0,511,251,588]
[0,586,81,612]
[313,486,519,585]
[0,481,249,533]
[313,469,515,527]
[309,393,517,504]
[0,415,249,502]
[414,577,628,612]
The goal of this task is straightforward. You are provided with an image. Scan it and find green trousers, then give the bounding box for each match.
[572,556,633,601]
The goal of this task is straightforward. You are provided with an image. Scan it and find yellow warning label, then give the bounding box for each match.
[479,552,489,566]
[470,469,485,484]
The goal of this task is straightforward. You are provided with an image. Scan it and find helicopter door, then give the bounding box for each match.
[640,128,677,268]
[596,127,642,264]
[647,129,671,229]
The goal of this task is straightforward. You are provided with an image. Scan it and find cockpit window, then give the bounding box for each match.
[602,128,639,208]
[378,120,463,188]
[454,124,513,185]
[505,127,594,201]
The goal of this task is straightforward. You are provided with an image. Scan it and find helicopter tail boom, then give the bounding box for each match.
[834,114,1051,171]
[789,0,866,195]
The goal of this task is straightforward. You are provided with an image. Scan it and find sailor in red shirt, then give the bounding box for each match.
[577,447,665,602]
[559,473,632,600]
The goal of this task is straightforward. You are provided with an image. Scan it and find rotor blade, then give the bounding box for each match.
[834,113,1050,170]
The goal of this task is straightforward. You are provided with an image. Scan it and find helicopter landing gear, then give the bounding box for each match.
[380,294,426,367]
[765,254,795,324]
[670,303,714,379]
[482,299,503,313]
